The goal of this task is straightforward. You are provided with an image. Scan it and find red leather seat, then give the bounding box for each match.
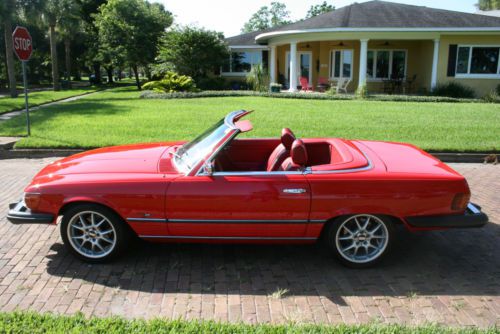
[279,139,308,171]
[266,128,296,171]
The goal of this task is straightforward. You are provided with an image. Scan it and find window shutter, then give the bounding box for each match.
[447,45,458,77]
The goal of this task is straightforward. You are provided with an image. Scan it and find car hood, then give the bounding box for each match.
[32,142,183,180]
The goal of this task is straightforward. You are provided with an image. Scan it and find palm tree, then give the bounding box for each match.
[59,1,82,88]
[1,0,18,97]
[42,0,73,91]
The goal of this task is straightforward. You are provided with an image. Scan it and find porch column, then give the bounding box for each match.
[289,41,298,92]
[431,39,440,90]
[270,45,277,84]
[358,39,369,89]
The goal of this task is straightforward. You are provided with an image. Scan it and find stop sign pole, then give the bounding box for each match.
[12,26,33,136]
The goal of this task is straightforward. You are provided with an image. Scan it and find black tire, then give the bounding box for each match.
[324,214,394,268]
[60,203,131,263]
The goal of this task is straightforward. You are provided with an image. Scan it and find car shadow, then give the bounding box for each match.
[45,224,500,306]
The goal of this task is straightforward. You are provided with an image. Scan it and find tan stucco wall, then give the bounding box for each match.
[224,32,500,95]
[437,35,500,97]
[275,39,438,93]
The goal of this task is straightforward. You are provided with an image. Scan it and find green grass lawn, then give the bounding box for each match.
[0,87,498,151]
[0,312,497,333]
[0,86,100,115]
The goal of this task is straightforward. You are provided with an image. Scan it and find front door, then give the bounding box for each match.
[286,51,313,85]
[165,173,311,239]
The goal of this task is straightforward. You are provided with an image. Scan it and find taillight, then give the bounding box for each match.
[451,193,470,211]
[24,193,41,210]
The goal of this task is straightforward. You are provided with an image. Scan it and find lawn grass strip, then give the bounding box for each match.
[0,311,498,334]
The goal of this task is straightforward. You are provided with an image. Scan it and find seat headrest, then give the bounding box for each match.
[291,139,307,166]
[281,128,295,149]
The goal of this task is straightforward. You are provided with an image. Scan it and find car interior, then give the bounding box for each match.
[213,128,369,173]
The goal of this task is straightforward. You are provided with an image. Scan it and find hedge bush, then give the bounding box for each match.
[432,82,476,99]
[140,90,484,103]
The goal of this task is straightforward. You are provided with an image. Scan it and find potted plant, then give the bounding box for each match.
[270,83,282,93]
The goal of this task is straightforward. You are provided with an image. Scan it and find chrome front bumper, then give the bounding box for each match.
[7,200,54,225]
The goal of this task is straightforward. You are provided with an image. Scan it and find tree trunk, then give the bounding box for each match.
[93,63,101,84]
[132,65,141,90]
[64,38,72,88]
[106,67,113,84]
[49,24,60,91]
[4,17,18,98]
[144,66,151,81]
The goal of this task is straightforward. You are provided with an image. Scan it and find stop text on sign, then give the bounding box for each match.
[12,26,33,61]
[14,37,31,52]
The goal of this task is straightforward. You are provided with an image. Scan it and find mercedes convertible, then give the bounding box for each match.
[7,110,488,267]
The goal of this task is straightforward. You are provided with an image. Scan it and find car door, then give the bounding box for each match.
[165,172,311,239]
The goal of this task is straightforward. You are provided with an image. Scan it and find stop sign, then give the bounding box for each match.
[12,26,33,61]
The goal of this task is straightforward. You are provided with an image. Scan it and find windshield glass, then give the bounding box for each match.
[173,118,232,174]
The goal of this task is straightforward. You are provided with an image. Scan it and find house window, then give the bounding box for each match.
[367,50,407,80]
[456,46,500,77]
[222,51,262,74]
[330,50,353,79]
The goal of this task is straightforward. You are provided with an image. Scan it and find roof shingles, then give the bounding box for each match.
[225,0,500,46]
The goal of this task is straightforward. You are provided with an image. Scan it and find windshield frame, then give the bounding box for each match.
[172,110,251,176]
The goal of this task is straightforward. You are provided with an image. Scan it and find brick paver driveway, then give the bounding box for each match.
[0,158,498,327]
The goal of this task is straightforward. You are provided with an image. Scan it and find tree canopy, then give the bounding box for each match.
[95,0,173,88]
[241,2,291,33]
[477,0,500,10]
[306,1,335,18]
[156,26,229,81]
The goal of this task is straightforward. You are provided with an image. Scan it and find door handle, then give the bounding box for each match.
[283,188,307,194]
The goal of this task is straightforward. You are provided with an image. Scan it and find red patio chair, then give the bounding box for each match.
[299,77,313,92]
[317,77,330,92]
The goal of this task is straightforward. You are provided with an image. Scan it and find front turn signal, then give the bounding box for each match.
[24,193,41,210]
[451,193,470,211]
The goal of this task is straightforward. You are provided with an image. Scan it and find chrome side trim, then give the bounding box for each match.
[168,219,311,224]
[126,218,168,223]
[139,235,317,241]
[127,218,327,224]
[211,170,305,176]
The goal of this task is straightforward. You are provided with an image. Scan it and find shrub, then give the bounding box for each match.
[246,64,269,92]
[497,83,500,95]
[141,72,196,93]
[326,86,337,95]
[149,63,174,80]
[482,90,500,103]
[432,82,475,99]
[196,77,230,90]
[355,84,369,99]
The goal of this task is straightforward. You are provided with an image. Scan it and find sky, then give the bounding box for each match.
[153,0,480,37]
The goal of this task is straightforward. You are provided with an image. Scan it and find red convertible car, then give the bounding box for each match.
[7,110,487,267]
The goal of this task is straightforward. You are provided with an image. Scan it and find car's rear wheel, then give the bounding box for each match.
[325,214,394,268]
[61,204,130,263]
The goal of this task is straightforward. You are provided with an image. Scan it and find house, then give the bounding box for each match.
[223,0,500,96]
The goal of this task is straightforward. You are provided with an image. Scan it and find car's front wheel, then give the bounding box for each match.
[325,214,394,268]
[61,204,130,263]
